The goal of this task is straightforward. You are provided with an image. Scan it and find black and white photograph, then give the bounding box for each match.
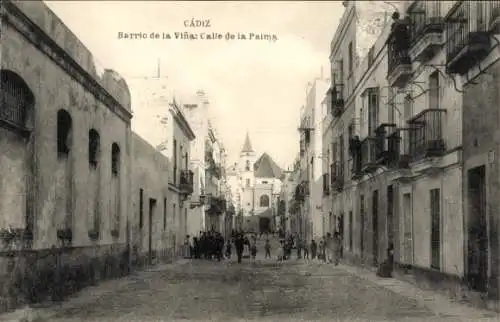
[0,0,499,321]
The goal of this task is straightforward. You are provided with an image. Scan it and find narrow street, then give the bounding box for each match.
[9,247,496,322]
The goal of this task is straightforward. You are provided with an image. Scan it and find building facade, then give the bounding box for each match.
[298,78,329,240]
[182,90,211,236]
[0,0,134,309]
[323,0,500,311]
[227,133,283,233]
[204,125,229,234]
[0,0,199,311]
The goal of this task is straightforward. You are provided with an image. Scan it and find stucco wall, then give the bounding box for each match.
[463,57,500,299]
[1,1,132,250]
[130,133,173,256]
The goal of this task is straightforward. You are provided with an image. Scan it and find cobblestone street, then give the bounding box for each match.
[6,252,497,322]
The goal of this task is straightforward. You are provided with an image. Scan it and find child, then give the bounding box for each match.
[264,238,271,259]
[250,240,257,262]
[278,239,285,261]
[225,240,232,259]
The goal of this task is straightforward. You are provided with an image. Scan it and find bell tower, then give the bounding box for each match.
[239,131,256,187]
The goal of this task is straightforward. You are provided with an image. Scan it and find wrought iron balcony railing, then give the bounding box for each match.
[387,129,411,169]
[330,161,344,191]
[445,1,491,75]
[408,1,444,44]
[408,109,446,162]
[387,17,412,87]
[406,1,444,62]
[180,170,194,194]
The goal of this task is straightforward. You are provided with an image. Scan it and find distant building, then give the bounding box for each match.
[227,133,283,233]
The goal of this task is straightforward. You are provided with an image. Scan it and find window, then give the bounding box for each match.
[259,195,270,207]
[88,129,100,168]
[262,181,268,184]
[139,188,144,229]
[163,197,167,231]
[1,70,34,129]
[430,188,441,270]
[173,139,177,184]
[111,143,120,176]
[367,88,379,136]
[57,109,72,157]
[246,178,250,186]
[245,160,250,171]
[185,152,188,169]
[429,71,440,110]
[348,42,353,73]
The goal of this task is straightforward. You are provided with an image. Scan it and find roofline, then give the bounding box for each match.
[169,100,196,141]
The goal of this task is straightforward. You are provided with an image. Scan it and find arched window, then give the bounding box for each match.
[259,195,270,207]
[0,70,34,131]
[88,129,100,168]
[57,109,72,157]
[245,160,250,171]
[111,143,120,176]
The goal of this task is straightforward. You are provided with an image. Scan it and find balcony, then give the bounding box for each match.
[322,173,330,196]
[294,182,307,202]
[331,84,345,117]
[374,123,397,165]
[206,196,226,215]
[360,137,378,173]
[408,1,444,62]
[330,161,344,192]
[408,109,446,163]
[179,170,194,195]
[387,19,413,88]
[445,1,491,75]
[387,129,411,169]
[349,136,363,179]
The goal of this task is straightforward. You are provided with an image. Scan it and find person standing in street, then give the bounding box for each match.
[310,239,317,262]
[264,238,271,259]
[225,239,232,259]
[303,238,309,260]
[296,237,302,259]
[326,233,334,263]
[234,233,244,263]
[250,238,257,263]
[333,232,342,266]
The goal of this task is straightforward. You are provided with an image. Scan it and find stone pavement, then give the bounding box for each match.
[1,251,498,322]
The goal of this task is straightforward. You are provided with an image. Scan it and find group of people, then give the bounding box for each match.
[186,231,226,261]
[185,230,343,265]
[279,232,343,265]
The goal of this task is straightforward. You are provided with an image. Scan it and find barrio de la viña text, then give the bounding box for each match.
[117,31,278,42]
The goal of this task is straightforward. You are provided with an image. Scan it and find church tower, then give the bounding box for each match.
[239,131,256,187]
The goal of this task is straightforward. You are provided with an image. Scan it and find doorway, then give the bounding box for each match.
[467,166,488,292]
[372,190,379,266]
[387,185,394,247]
[402,193,413,264]
[259,217,271,234]
[148,198,157,265]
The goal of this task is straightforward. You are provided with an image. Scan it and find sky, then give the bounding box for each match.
[45,1,344,169]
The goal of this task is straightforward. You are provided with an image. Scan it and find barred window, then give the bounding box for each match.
[57,109,72,157]
[111,143,120,176]
[88,129,100,168]
[1,70,34,130]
